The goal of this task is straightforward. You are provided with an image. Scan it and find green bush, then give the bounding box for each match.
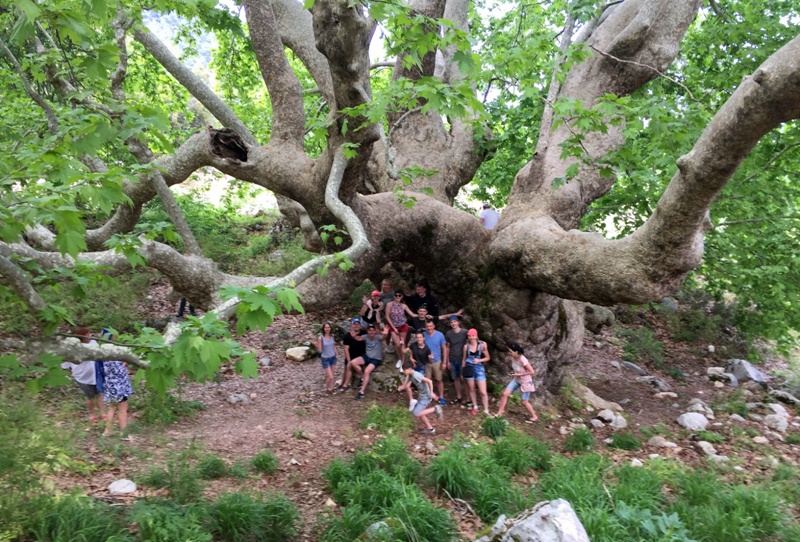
[131,500,211,542]
[206,492,299,542]
[136,459,204,504]
[491,429,551,473]
[349,281,377,311]
[784,433,800,445]
[695,430,726,444]
[351,436,420,483]
[712,389,749,417]
[607,432,642,451]
[360,404,415,436]
[618,326,664,367]
[197,455,229,480]
[612,466,665,512]
[665,307,723,344]
[29,494,131,542]
[481,416,508,439]
[564,428,595,453]
[251,451,279,475]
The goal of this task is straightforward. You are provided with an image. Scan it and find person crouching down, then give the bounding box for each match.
[349,323,388,400]
[398,360,443,435]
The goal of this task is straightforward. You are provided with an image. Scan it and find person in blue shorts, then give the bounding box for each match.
[349,324,388,400]
[397,360,443,434]
[463,328,490,416]
[495,343,538,423]
[316,322,338,393]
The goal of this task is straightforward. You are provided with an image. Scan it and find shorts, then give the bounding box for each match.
[465,362,486,381]
[505,379,531,401]
[412,396,432,416]
[77,382,99,399]
[393,323,409,334]
[425,361,443,381]
[321,356,337,369]
[365,356,382,368]
[449,359,462,379]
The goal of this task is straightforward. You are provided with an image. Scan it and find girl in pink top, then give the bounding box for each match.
[495,343,538,423]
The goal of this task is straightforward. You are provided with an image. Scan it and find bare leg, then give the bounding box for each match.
[96,395,105,418]
[86,398,97,419]
[478,380,489,413]
[453,376,463,401]
[467,380,477,407]
[522,400,538,421]
[416,408,436,430]
[436,378,444,399]
[359,364,375,394]
[341,362,352,387]
[497,389,512,416]
[325,366,335,391]
[118,401,128,431]
[103,403,117,436]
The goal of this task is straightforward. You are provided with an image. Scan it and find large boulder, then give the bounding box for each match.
[581,303,615,334]
[475,499,590,542]
[677,412,708,431]
[286,346,313,362]
[725,359,767,385]
[570,379,623,412]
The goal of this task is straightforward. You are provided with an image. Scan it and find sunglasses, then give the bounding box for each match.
[394,294,403,297]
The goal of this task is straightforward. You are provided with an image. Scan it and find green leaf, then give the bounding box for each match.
[15,0,41,21]
[235,352,258,379]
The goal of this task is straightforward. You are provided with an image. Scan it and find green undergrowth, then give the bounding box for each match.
[131,389,205,426]
[322,435,457,541]
[360,403,416,436]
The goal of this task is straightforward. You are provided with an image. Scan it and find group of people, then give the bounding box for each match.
[316,280,538,434]
[62,327,134,439]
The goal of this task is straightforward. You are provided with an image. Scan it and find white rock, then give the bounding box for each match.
[753,436,769,444]
[648,454,660,459]
[725,359,767,384]
[289,458,300,466]
[765,431,784,442]
[714,381,724,388]
[677,413,709,431]
[630,458,644,467]
[708,455,729,463]
[696,441,717,456]
[655,392,678,399]
[596,409,615,423]
[108,479,137,494]
[325,498,337,508]
[707,367,726,377]
[708,345,715,353]
[590,419,605,429]
[768,403,789,417]
[764,414,788,433]
[474,499,590,542]
[687,403,715,419]
[729,414,746,423]
[286,346,312,362]
[647,436,678,448]
[610,415,628,430]
[688,398,709,407]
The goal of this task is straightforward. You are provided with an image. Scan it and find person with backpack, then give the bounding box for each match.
[463,328,490,416]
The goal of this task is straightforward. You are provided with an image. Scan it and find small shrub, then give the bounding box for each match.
[640,423,670,438]
[136,459,204,504]
[537,454,611,510]
[132,500,211,542]
[351,436,420,483]
[198,455,229,480]
[30,494,131,542]
[673,470,719,506]
[319,505,379,542]
[251,451,279,475]
[667,366,686,382]
[614,501,694,542]
[491,429,551,473]
[564,428,595,453]
[612,466,664,511]
[695,430,725,444]
[228,461,251,479]
[360,404,415,436]
[482,416,508,439]
[712,389,749,417]
[618,326,664,367]
[133,390,205,426]
[349,281,376,310]
[665,307,723,345]
[784,433,800,445]
[206,492,299,542]
[607,432,642,451]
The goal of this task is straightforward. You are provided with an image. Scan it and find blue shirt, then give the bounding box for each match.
[423,330,446,362]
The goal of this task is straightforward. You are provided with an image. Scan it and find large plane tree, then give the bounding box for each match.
[1,0,799,391]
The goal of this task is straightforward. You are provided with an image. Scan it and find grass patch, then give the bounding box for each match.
[491,429,551,474]
[197,455,229,480]
[132,390,205,426]
[712,389,749,417]
[784,433,800,445]
[251,451,279,475]
[482,416,509,439]
[564,427,595,453]
[131,499,211,542]
[695,430,726,444]
[322,436,457,541]
[618,326,664,367]
[29,494,131,542]
[137,458,204,504]
[360,404,415,436]
[607,432,642,451]
[206,492,299,542]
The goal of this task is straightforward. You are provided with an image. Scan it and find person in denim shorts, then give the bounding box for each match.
[316,322,338,393]
[463,328,490,416]
[495,343,538,423]
[349,324,388,400]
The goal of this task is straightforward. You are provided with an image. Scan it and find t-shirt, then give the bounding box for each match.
[61,339,98,385]
[409,342,431,370]
[343,330,367,360]
[445,328,468,362]
[407,293,440,322]
[364,334,384,360]
[379,292,394,306]
[512,355,534,388]
[480,208,500,230]
[410,370,432,401]
[319,335,336,358]
[408,316,429,333]
[423,330,446,362]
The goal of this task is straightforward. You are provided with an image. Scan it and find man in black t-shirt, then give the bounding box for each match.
[406,283,440,323]
[445,315,468,404]
[338,318,366,391]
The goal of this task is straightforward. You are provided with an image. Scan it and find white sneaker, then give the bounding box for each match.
[408,399,418,411]
[484,409,490,416]
[434,404,443,420]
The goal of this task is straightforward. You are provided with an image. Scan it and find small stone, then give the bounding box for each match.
[677,412,709,431]
[714,381,724,388]
[425,440,436,455]
[559,426,569,435]
[707,367,726,377]
[648,454,660,459]
[597,409,615,423]
[648,436,678,448]
[630,458,644,467]
[325,498,337,508]
[655,392,678,399]
[331,441,343,447]
[768,403,789,417]
[696,441,717,456]
[709,455,729,463]
[764,414,788,432]
[286,346,312,362]
[708,345,716,353]
[108,479,137,494]
[250,393,257,399]
[289,458,300,466]
[259,357,272,367]
[729,414,746,423]
[765,431,784,442]
[610,360,621,369]
[622,361,648,375]
[610,415,628,430]
[749,413,764,422]
[753,436,769,444]
[590,419,605,429]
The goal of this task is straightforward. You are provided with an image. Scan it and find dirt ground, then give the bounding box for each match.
[55,281,800,540]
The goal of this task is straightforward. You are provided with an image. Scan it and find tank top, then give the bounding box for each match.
[319,335,336,358]
[388,302,406,327]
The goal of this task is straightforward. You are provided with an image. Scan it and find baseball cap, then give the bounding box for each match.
[467,328,478,337]
[448,315,459,321]
[482,202,490,208]
[371,290,380,296]
[352,317,361,324]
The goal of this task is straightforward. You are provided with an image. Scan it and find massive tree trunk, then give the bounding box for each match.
[5,0,800,390]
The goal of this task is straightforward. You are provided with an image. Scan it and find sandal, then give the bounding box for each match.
[525,417,539,424]
[337,385,351,392]
[452,397,463,405]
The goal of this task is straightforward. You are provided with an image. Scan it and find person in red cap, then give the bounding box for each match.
[360,289,385,329]
[462,328,491,415]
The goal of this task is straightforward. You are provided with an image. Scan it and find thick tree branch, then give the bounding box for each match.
[490,35,800,305]
[133,27,258,146]
[0,338,149,368]
[0,254,47,313]
[244,0,306,146]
